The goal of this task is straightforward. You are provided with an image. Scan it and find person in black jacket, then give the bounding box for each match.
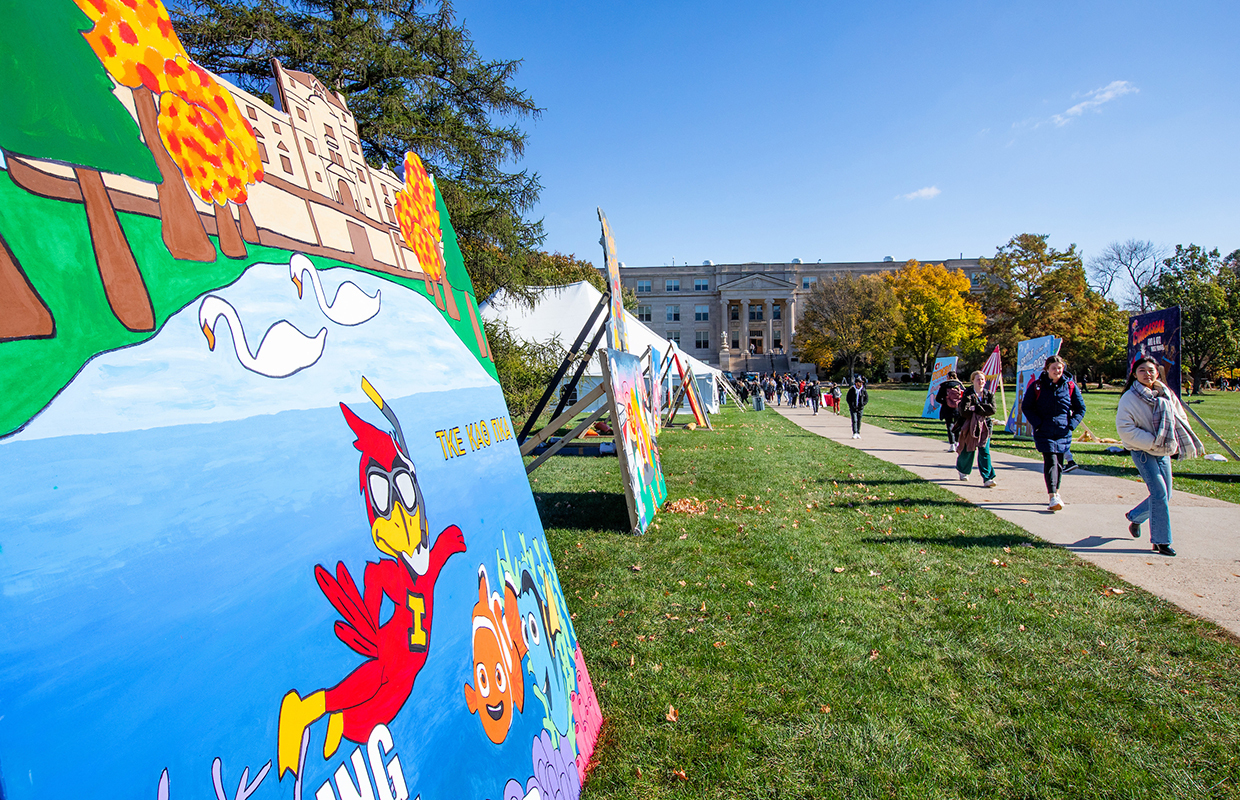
[1020,355,1086,512]
[934,371,965,452]
[846,377,868,439]
[953,371,998,486]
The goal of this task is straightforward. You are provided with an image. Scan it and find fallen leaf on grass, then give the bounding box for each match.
[635,767,642,778]
[833,567,846,573]
[629,654,635,666]
[672,769,687,781]
[1019,625,1027,631]
[679,533,688,540]
[820,705,831,713]
[630,564,642,572]
[713,641,726,648]
[700,601,707,611]
[665,705,679,722]
[869,650,880,661]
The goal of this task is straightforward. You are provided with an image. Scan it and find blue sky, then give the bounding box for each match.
[457,0,1238,270]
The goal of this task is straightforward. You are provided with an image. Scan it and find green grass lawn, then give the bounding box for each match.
[534,406,1240,799]
[863,384,1240,504]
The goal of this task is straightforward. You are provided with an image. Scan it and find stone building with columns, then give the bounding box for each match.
[612,258,983,373]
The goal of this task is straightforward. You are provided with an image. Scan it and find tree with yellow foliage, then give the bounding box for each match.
[885,260,985,377]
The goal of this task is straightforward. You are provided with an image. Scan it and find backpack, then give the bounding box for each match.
[1028,376,1076,404]
[945,384,964,409]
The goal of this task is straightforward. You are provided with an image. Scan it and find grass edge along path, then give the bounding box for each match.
[531,405,1239,800]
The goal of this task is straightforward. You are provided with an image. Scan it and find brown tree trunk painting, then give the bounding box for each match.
[238,202,260,244]
[132,87,215,262]
[0,231,54,341]
[215,203,247,258]
[75,166,155,331]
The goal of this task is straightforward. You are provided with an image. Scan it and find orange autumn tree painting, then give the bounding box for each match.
[394,151,451,305]
[74,0,263,260]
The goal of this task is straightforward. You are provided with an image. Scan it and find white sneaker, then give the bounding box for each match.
[852,433,860,439]
[947,445,956,452]
[983,479,997,488]
[1048,493,1063,511]
[957,472,968,481]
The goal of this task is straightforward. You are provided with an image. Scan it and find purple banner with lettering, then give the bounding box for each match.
[1128,307,1181,397]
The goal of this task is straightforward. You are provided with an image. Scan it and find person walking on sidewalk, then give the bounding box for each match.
[831,383,842,415]
[1020,355,1085,512]
[1115,356,1205,557]
[935,371,966,452]
[846,377,868,439]
[809,380,821,415]
[954,370,997,487]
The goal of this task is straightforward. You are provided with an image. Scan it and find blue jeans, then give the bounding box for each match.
[1128,451,1173,545]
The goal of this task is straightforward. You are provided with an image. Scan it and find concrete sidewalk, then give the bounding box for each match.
[773,403,1240,638]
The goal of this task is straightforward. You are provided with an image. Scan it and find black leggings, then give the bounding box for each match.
[942,409,958,445]
[1042,452,1065,493]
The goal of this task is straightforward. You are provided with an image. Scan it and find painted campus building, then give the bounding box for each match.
[610,258,984,373]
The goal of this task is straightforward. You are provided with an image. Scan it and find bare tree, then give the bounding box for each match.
[1087,239,1165,313]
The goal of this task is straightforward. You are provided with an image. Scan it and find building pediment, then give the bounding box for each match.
[717,273,795,292]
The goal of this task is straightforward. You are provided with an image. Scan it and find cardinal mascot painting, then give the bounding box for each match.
[277,377,466,779]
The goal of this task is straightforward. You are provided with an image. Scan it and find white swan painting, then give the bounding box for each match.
[288,253,381,325]
[198,295,327,378]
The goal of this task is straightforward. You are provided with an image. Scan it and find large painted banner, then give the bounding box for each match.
[668,344,711,429]
[601,349,668,534]
[0,2,601,798]
[921,357,958,418]
[1005,335,1063,436]
[647,345,663,434]
[1129,306,1182,397]
[598,208,628,353]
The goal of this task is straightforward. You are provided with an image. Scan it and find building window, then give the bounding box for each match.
[773,305,782,320]
[694,278,709,291]
[731,330,740,349]
[279,154,293,174]
[695,331,710,349]
[315,172,322,182]
[668,331,681,346]
[296,107,307,121]
[246,106,258,120]
[358,169,366,182]
[257,142,268,163]
[694,305,709,321]
[637,305,652,322]
[773,329,782,347]
[730,305,739,321]
[350,141,359,154]
[749,304,763,321]
[304,138,316,155]
[636,280,651,293]
[665,279,680,292]
[666,305,680,322]
[324,124,336,139]
[272,121,281,134]
[802,276,817,289]
[365,197,372,207]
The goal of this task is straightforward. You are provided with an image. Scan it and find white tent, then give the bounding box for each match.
[480,281,722,416]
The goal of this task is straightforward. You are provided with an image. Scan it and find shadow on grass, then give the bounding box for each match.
[860,533,1045,549]
[534,491,630,533]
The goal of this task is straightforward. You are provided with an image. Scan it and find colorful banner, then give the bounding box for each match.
[647,345,663,434]
[598,208,629,353]
[1128,307,1182,397]
[1005,335,1063,436]
[601,349,668,534]
[0,3,600,796]
[922,357,958,417]
[980,346,1003,393]
[669,345,711,429]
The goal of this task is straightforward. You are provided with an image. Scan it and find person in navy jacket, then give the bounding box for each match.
[1020,354,1085,512]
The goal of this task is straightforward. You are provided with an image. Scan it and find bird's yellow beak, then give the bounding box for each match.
[371,502,425,558]
[292,273,303,299]
[201,321,215,351]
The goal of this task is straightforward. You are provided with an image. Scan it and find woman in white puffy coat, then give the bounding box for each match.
[1115,356,1204,557]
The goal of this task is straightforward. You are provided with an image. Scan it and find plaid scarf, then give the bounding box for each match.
[1131,382,1205,459]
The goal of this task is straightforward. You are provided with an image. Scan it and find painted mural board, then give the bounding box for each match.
[647,345,663,435]
[601,349,668,535]
[921,357,958,418]
[1005,335,1063,437]
[597,208,628,353]
[0,3,601,797]
[1129,306,1182,397]
[668,344,711,429]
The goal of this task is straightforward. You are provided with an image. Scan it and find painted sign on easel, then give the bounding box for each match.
[1005,335,1062,436]
[598,208,628,353]
[0,2,601,797]
[667,343,711,429]
[922,357,958,418]
[1129,306,1181,397]
[601,349,668,534]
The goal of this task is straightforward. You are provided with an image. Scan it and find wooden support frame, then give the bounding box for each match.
[546,322,608,423]
[519,383,606,457]
[1185,404,1240,461]
[525,404,610,475]
[517,292,609,444]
